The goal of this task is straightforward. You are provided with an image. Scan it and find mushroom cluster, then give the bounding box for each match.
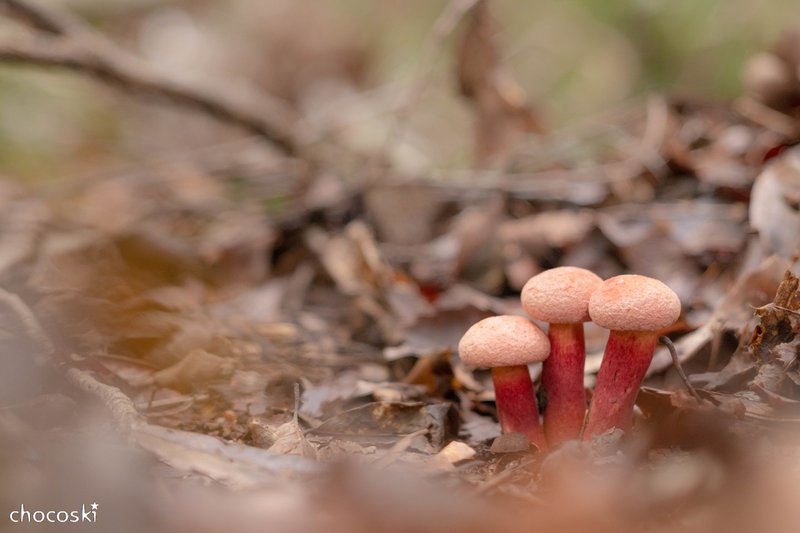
[457,269,680,451]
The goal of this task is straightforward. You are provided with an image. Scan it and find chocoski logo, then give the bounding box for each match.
[9,502,98,524]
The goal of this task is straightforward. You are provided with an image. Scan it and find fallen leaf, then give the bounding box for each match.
[750,148,800,258]
[309,401,459,452]
[456,0,541,165]
[152,349,237,392]
[268,418,317,458]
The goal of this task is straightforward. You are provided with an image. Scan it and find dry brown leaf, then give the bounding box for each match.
[309,401,459,452]
[750,148,800,258]
[306,220,427,344]
[364,184,445,245]
[298,371,356,410]
[647,255,791,374]
[268,418,317,459]
[152,349,237,392]
[133,423,316,490]
[499,210,596,252]
[456,0,541,165]
[197,210,276,286]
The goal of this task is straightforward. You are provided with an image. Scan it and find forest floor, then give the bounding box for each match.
[2,1,800,532]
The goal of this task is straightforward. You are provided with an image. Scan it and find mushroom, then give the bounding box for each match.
[458,315,550,450]
[583,275,680,439]
[521,267,603,445]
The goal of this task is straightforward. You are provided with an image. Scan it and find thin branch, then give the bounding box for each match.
[659,336,702,402]
[388,158,645,200]
[0,0,300,156]
[0,0,82,35]
[66,367,144,433]
[734,96,800,138]
[0,286,53,362]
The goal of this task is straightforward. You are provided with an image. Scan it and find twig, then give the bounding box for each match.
[65,367,144,433]
[0,286,54,362]
[706,319,725,371]
[94,352,160,369]
[0,0,83,35]
[387,158,645,201]
[293,382,301,424]
[135,392,209,412]
[734,96,800,138]
[659,336,702,401]
[0,0,300,156]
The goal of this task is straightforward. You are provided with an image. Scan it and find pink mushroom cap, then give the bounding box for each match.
[459,316,550,368]
[588,275,680,331]
[521,267,604,324]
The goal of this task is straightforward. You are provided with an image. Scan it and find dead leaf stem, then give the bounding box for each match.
[660,336,702,402]
[65,367,144,433]
[0,286,54,361]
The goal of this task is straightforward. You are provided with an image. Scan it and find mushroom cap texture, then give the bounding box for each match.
[521,267,603,323]
[458,315,550,368]
[589,275,681,331]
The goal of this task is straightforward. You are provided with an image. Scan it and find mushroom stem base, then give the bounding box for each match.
[583,331,658,439]
[492,365,546,451]
[543,322,586,445]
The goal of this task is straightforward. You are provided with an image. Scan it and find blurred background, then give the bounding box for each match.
[2,0,800,181]
[3,1,800,532]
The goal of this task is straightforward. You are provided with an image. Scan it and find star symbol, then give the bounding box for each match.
[91,503,99,511]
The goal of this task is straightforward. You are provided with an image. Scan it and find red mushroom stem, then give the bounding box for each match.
[542,322,586,444]
[582,330,658,438]
[492,365,547,451]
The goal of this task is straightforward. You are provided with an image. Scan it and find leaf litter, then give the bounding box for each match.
[3,2,800,532]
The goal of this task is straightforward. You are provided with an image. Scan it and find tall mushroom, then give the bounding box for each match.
[583,275,680,439]
[521,267,603,445]
[459,315,550,450]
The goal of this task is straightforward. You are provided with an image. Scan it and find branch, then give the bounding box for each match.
[1,0,81,35]
[0,0,300,156]
[66,367,144,433]
[0,286,53,362]
[660,336,702,402]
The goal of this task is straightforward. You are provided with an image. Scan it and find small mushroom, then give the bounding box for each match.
[583,275,680,439]
[459,316,550,450]
[522,267,603,445]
